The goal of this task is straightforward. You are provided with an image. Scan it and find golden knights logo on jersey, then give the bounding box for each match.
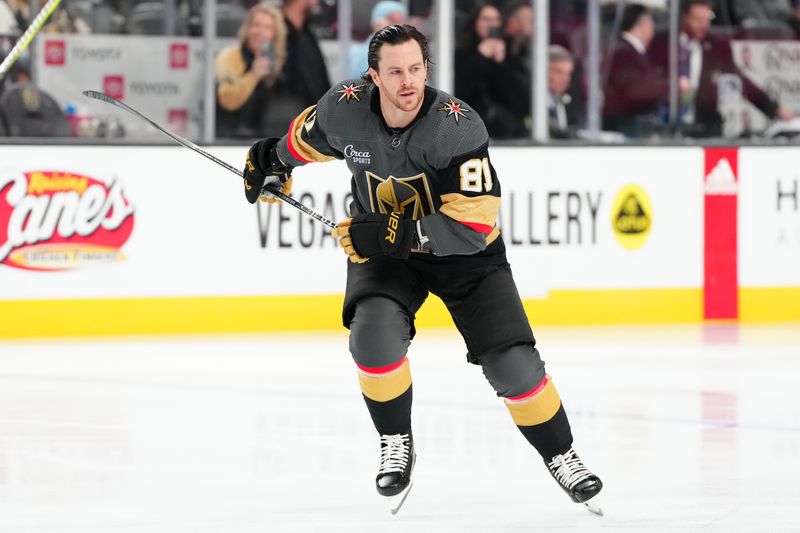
[366,172,435,220]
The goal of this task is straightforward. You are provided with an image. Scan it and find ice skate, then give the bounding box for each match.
[376,432,416,514]
[545,446,604,516]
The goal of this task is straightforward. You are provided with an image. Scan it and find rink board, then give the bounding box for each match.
[737,147,800,322]
[0,145,796,338]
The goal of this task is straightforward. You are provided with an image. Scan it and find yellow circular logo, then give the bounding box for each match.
[611,184,652,250]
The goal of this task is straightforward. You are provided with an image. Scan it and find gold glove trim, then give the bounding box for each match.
[332,218,368,263]
[258,176,293,204]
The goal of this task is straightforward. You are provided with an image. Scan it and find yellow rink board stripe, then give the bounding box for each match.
[0,295,346,338]
[520,288,702,325]
[0,287,797,339]
[739,287,800,322]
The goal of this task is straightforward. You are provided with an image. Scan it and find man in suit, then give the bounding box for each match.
[548,45,579,139]
[650,0,794,137]
[603,4,668,138]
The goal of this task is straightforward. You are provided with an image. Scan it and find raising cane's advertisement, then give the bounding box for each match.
[0,169,134,271]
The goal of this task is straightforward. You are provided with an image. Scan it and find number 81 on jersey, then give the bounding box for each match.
[460,157,494,193]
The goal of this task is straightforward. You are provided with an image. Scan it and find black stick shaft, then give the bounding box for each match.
[82,90,337,229]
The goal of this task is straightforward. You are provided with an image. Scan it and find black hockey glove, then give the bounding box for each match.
[331,212,416,263]
[243,137,293,204]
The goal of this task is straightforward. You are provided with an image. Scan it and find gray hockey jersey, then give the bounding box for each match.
[275,79,506,269]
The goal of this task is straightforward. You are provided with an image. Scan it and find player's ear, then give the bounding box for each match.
[368,67,380,87]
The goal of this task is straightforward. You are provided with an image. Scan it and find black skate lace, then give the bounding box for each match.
[378,433,410,475]
[547,447,593,489]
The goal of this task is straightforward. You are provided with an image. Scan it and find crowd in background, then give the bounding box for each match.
[455,0,799,140]
[1,0,800,141]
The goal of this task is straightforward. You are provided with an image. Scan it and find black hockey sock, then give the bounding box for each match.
[356,356,413,435]
[363,386,413,435]
[516,404,573,460]
[504,375,574,459]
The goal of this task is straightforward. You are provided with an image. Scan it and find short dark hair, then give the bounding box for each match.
[681,0,713,16]
[621,4,651,33]
[503,0,531,23]
[362,24,431,81]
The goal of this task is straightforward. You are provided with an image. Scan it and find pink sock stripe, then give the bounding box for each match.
[355,355,407,375]
[459,220,494,234]
[506,375,549,402]
[286,117,313,163]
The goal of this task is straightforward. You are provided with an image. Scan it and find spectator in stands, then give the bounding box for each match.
[282,0,330,107]
[408,0,433,37]
[0,35,24,95]
[790,0,800,37]
[348,1,407,79]
[5,0,89,34]
[455,2,530,139]
[650,0,794,137]
[216,3,298,138]
[548,45,579,139]
[0,0,19,34]
[503,0,533,69]
[603,5,668,138]
[4,0,25,31]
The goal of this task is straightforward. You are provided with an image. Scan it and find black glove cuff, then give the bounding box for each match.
[267,145,292,182]
[253,138,280,175]
[349,212,415,260]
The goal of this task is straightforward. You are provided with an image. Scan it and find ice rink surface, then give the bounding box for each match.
[0,323,799,533]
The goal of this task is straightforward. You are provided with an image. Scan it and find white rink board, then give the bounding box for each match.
[739,148,800,286]
[0,145,350,299]
[0,146,704,300]
[493,147,703,295]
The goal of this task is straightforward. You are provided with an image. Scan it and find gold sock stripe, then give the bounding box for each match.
[357,359,412,402]
[504,376,562,426]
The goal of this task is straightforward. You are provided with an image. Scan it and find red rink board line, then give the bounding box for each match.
[703,148,739,320]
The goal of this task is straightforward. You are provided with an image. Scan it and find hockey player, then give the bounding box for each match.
[241,24,603,515]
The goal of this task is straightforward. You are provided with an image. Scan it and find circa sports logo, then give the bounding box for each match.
[344,144,371,165]
[0,169,135,271]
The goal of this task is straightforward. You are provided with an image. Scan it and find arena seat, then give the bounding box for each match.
[126,2,188,35]
[0,83,72,137]
[0,106,9,136]
[215,3,247,38]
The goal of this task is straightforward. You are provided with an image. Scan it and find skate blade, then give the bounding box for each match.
[388,480,414,515]
[583,496,603,516]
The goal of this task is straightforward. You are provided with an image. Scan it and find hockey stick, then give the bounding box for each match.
[81,90,337,229]
[0,0,64,81]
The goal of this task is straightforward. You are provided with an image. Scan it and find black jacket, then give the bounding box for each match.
[455,46,530,139]
[283,17,331,107]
